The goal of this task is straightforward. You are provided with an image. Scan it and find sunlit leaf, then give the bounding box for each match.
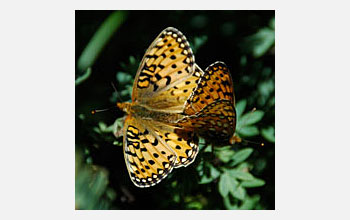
[241,178,266,188]
[238,126,259,137]
[77,11,128,73]
[186,201,203,209]
[261,126,275,142]
[238,195,260,210]
[219,171,236,197]
[230,148,253,166]
[210,165,220,178]
[230,185,246,200]
[215,147,235,163]
[227,169,254,181]
[236,99,247,120]
[239,110,264,126]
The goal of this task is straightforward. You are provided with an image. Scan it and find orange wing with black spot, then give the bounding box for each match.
[184,61,235,115]
[142,64,203,112]
[178,62,236,143]
[123,116,199,188]
[178,100,236,143]
[132,27,197,105]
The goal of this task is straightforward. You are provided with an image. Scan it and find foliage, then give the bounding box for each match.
[75,10,275,210]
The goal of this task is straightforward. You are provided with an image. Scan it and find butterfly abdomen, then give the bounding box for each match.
[129,104,183,124]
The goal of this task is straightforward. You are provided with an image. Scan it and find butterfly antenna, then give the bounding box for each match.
[230,135,264,147]
[242,139,264,147]
[91,107,114,115]
[111,82,124,102]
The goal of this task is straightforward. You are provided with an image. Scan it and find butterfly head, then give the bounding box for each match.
[116,102,131,114]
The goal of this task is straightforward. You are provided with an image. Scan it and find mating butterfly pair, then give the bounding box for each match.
[116,27,237,187]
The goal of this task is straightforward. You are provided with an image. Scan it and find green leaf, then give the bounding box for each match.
[77,11,128,73]
[227,169,254,181]
[116,71,133,84]
[246,27,275,58]
[173,194,180,203]
[75,151,113,210]
[231,148,253,166]
[78,114,85,120]
[198,138,207,151]
[269,17,275,29]
[241,178,266,188]
[203,144,212,152]
[192,35,208,53]
[210,164,221,179]
[235,99,247,119]
[199,164,220,184]
[238,195,260,210]
[239,110,264,126]
[199,175,214,184]
[215,147,235,163]
[258,79,274,97]
[261,126,275,142]
[223,196,237,210]
[238,126,259,137]
[112,141,121,146]
[120,84,133,98]
[236,162,250,170]
[218,171,237,197]
[75,67,92,86]
[186,201,203,210]
[230,185,246,200]
[98,122,114,133]
[129,55,136,65]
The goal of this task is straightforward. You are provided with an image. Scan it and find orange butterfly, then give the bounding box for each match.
[116,27,203,187]
[116,27,238,188]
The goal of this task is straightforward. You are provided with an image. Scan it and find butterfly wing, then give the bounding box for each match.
[142,64,203,112]
[178,100,236,143]
[178,62,237,142]
[132,27,197,110]
[148,120,199,168]
[184,61,235,115]
[123,115,199,188]
[123,115,177,187]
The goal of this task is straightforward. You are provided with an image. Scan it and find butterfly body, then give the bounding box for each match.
[117,102,183,124]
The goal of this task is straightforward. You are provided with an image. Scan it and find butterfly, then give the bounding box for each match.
[176,61,238,145]
[116,27,204,187]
